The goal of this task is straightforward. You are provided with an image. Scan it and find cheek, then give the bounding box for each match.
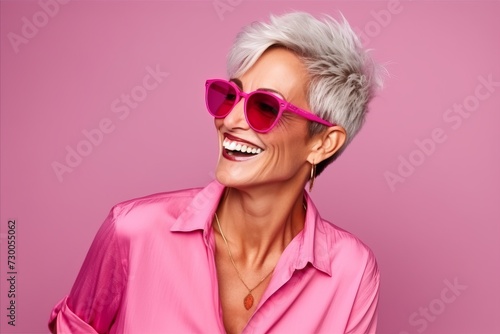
[269,118,310,148]
[265,126,310,162]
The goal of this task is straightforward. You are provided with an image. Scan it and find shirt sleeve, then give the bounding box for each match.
[48,208,128,334]
[345,249,380,334]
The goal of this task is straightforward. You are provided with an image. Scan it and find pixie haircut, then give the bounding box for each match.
[227,12,384,176]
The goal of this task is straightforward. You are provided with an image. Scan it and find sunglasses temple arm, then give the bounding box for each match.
[287,104,334,127]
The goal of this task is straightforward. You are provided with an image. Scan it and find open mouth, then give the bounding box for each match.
[222,137,263,159]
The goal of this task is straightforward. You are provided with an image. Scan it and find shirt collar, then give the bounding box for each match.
[300,192,333,276]
[170,180,225,233]
[170,180,332,276]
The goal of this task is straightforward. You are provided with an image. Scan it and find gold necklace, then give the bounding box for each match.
[214,212,274,310]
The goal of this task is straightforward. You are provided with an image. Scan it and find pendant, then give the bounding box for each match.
[243,293,254,310]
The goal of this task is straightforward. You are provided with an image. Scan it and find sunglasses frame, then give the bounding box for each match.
[205,79,334,133]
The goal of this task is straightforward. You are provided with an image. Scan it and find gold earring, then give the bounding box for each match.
[309,162,317,192]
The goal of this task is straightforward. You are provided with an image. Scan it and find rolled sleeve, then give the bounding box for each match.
[49,296,99,334]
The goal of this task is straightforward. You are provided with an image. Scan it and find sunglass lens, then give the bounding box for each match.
[247,93,280,132]
[207,81,237,117]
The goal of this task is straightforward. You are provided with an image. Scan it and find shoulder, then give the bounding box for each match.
[318,218,378,276]
[112,187,201,217]
[107,187,202,237]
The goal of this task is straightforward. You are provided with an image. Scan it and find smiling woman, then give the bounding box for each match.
[49,11,384,334]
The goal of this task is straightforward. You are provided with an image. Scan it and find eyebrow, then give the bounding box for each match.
[229,78,286,100]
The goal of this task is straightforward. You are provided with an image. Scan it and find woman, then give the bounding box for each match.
[49,12,383,334]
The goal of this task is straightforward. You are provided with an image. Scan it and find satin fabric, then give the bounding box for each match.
[49,181,379,333]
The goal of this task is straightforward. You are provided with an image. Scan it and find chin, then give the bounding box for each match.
[214,164,264,191]
[215,164,246,187]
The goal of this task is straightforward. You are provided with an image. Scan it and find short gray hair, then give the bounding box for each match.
[227,12,385,175]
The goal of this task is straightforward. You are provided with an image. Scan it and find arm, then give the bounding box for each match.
[49,208,128,334]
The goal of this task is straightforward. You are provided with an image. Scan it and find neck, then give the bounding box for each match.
[215,181,307,269]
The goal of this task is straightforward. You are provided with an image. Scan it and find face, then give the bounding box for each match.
[214,47,317,190]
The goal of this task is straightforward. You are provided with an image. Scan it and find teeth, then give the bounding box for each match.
[223,138,263,154]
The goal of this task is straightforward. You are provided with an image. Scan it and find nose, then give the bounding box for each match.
[223,98,250,131]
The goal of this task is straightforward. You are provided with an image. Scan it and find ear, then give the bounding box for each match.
[306,125,347,164]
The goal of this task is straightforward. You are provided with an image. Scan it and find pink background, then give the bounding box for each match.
[1,0,499,333]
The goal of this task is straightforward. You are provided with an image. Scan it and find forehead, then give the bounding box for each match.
[238,47,309,100]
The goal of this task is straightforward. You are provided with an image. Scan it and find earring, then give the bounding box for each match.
[309,162,317,192]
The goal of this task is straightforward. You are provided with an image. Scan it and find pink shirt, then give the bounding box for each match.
[49,181,379,333]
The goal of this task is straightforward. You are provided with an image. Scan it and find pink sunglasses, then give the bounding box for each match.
[205,79,334,133]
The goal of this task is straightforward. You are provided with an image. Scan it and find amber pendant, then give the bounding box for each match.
[243,293,254,310]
